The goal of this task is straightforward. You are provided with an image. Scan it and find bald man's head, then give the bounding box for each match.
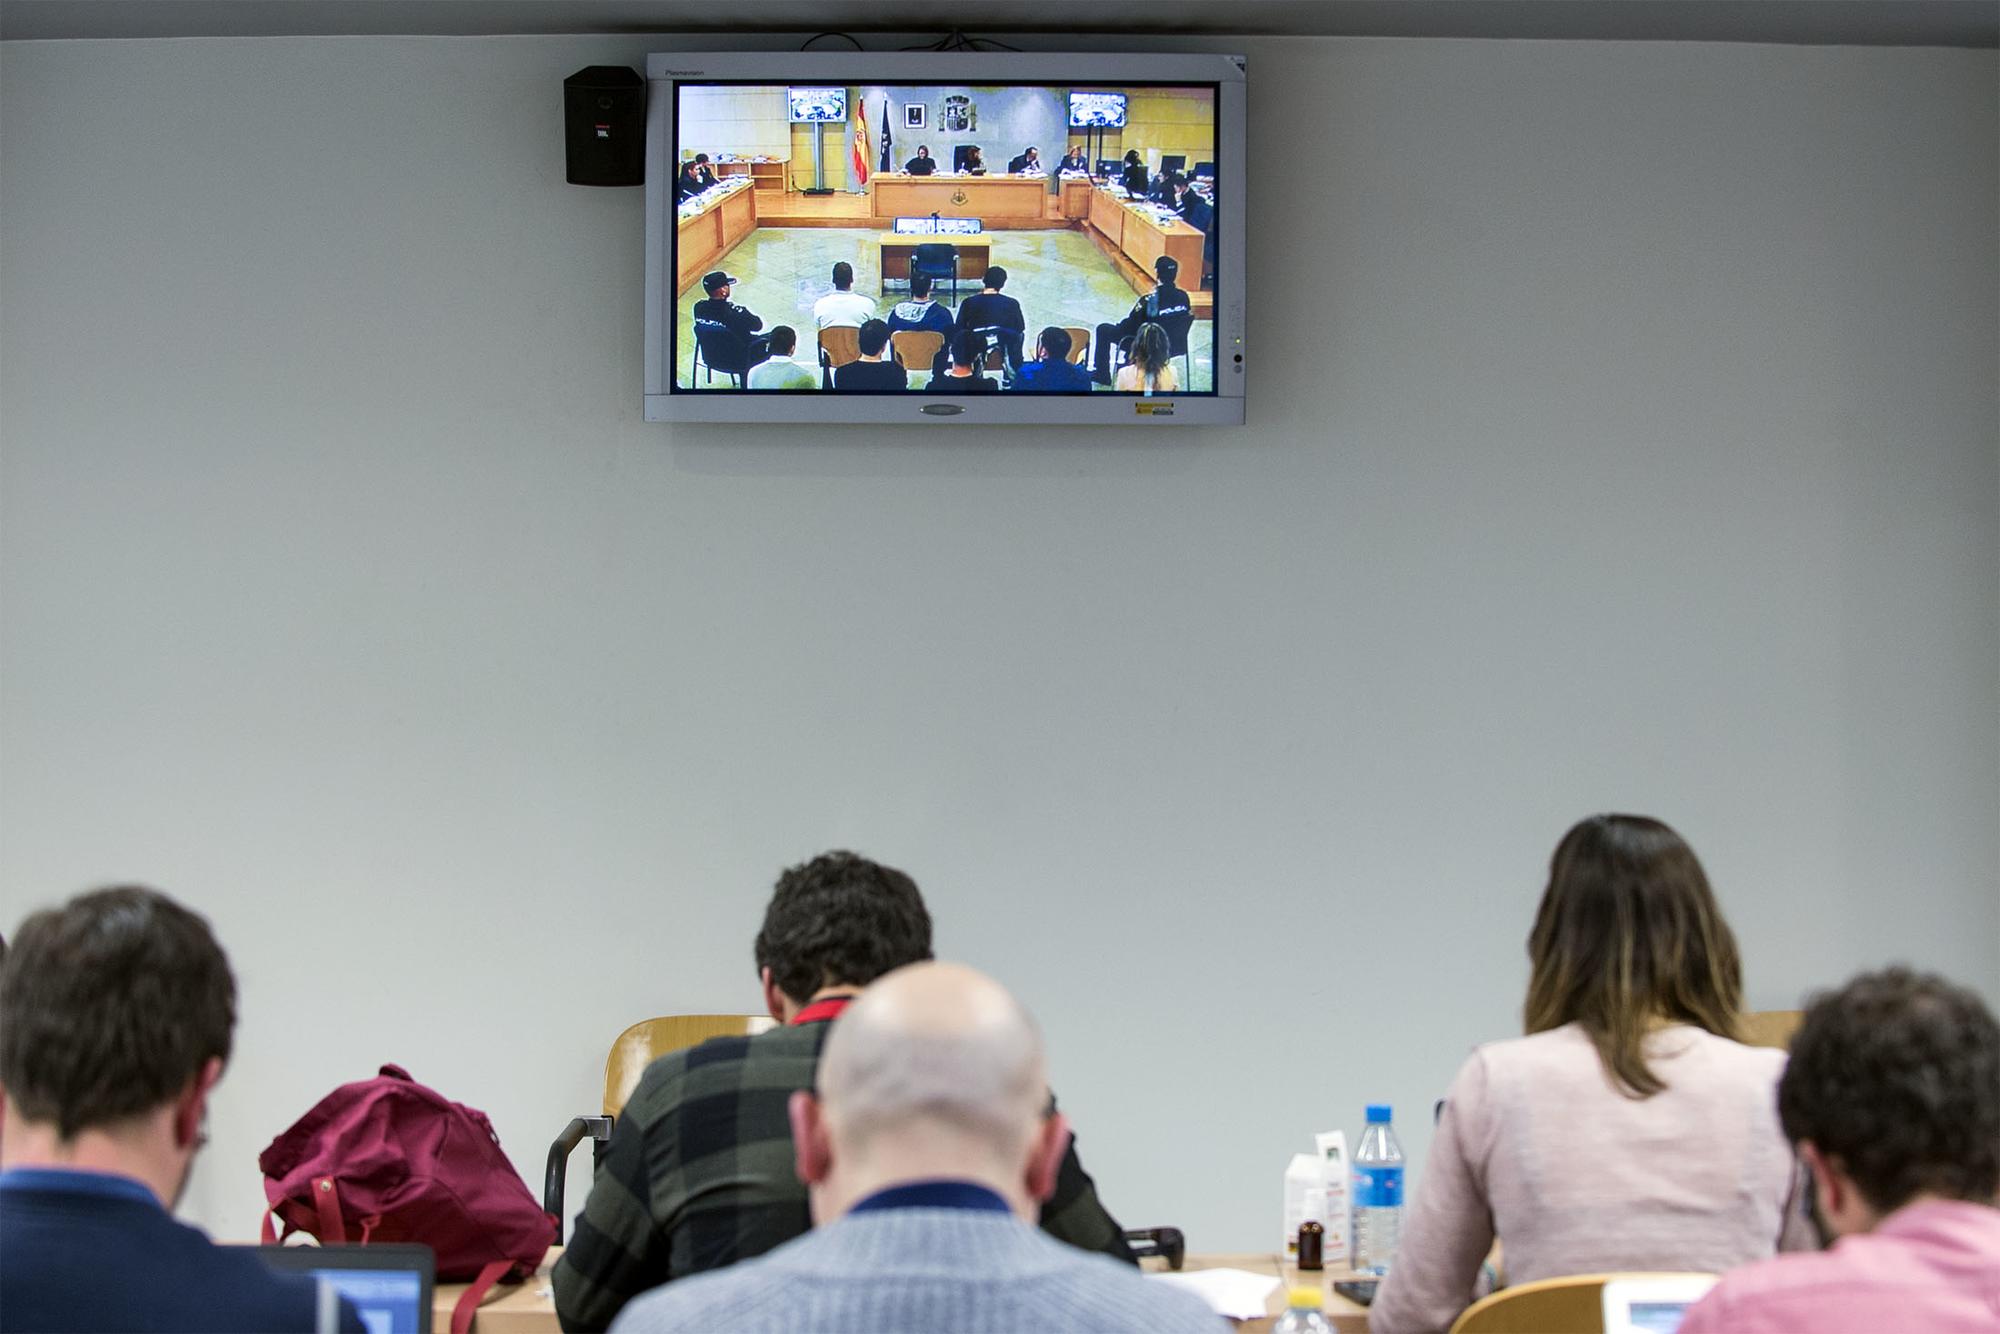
[789,963,1070,1222]
[819,962,1047,1160]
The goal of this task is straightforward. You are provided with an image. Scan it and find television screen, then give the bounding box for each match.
[787,87,847,122]
[1068,91,1128,128]
[646,53,1245,426]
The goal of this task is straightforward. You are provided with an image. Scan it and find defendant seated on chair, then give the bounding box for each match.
[551,851,1136,1332]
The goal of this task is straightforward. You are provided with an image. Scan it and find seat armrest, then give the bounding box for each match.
[544,1115,614,1238]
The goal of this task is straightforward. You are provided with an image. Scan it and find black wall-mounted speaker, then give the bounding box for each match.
[564,66,645,187]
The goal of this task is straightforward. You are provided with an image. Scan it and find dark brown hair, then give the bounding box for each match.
[0,886,236,1137]
[1525,815,1743,1097]
[1780,967,2000,1211]
[753,851,933,1004]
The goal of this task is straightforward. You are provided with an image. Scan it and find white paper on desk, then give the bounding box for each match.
[1148,1268,1281,1321]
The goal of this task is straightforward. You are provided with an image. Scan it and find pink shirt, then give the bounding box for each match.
[1370,1023,1814,1334]
[1680,1199,2000,1333]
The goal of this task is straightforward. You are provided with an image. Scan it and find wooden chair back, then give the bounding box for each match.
[1450,1272,1716,1334]
[603,1014,776,1118]
[1060,325,1091,364]
[1740,1009,1804,1050]
[818,325,862,369]
[890,330,943,374]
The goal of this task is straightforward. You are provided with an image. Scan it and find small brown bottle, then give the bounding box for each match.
[1297,1219,1325,1270]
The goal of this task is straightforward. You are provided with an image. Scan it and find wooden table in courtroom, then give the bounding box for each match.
[435,1248,1372,1332]
[870,172,1049,221]
[873,233,993,284]
[674,181,758,296]
[1088,184,1206,283]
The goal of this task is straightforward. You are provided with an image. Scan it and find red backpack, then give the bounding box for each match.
[260,1065,555,1333]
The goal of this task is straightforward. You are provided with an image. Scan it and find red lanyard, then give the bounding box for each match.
[791,995,856,1026]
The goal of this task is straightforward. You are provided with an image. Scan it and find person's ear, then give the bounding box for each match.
[789,1090,833,1188]
[1800,1141,1847,1217]
[172,1056,224,1151]
[1025,1111,1071,1204]
[762,968,788,1023]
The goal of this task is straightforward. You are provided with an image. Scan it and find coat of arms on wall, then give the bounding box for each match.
[942,95,976,132]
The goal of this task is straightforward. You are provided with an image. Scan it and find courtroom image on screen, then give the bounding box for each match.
[1067,91,1128,127]
[671,81,1219,396]
[787,87,847,122]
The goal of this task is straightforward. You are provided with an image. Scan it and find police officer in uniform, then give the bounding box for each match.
[1092,255,1191,385]
[691,270,773,379]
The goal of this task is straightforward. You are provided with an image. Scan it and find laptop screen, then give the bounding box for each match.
[311,1267,425,1334]
[1601,1276,1717,1334]
[1625,1299,1695,1333]
[245,1243,434,1334]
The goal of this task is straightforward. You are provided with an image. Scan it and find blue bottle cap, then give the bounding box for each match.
[1365,1103,1392,1123]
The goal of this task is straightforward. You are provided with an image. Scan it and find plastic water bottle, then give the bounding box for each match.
[1352,1103,1405,1274]
[1272,1286,1335,1333]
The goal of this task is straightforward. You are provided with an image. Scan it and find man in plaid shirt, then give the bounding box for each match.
[552,852,1135,1331]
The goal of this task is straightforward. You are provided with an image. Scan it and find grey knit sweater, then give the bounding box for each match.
[607,1205,1228,1334]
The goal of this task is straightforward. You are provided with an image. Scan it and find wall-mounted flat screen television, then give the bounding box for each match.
[646,52,1245,426]
[1067,91,1128,128]
[786,86,847,122]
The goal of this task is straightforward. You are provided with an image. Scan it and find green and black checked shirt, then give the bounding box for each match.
[550,1017,1135,1332]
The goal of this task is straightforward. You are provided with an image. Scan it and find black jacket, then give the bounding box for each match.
[833,360,908,391]
[955,292,1025,337]
[1112,284,1192,344]
[904,156,936,175]
[691,297,763,351]
[1121,162,1150,196]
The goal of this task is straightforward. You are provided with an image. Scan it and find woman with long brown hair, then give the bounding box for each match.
[1370,815,1814,1334]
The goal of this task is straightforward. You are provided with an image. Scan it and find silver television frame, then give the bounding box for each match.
[644,51,1246,427]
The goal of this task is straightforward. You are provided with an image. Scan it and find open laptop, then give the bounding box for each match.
[1600,1274,1718,1334]
[247,1243,435,1334]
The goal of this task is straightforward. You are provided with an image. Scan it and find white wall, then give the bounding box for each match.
[2,32,1994,1253]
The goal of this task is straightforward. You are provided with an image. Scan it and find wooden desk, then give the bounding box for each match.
[1144,1254,1376,1333]
[674,182,758,296]
[873,234,993,284]
[436,1248,561,1334]
[436,1248,1369,1332]
[871,173,1048,221]
[1060,174,1095,220]
[1088,185,1205,281]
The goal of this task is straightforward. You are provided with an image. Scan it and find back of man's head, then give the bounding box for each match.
[816,961,1048,1175]
[1155,255,1179,286]
[910,274,933,300]
[857,319,891,359]
[983,266,1006,291]
[768,324,798,357]
[0,886,235,1139]
[1779,966,2000,1216]
[1037,326,1071,363]
[831,261,854,291]
[754,852,932,1004]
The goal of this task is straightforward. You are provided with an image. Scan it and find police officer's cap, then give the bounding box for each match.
[701,270,738,294]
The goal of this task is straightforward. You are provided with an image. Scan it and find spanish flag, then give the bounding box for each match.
[851,97,870,188]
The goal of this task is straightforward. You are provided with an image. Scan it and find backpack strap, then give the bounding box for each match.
[449,1260,514,1334]
[313,1175,346,1244]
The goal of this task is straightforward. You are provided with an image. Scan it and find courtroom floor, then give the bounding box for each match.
[675,226,1214,392]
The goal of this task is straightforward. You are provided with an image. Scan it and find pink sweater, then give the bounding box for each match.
[1679,1199,2000,1334]
[1369,1023,1814,1334]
